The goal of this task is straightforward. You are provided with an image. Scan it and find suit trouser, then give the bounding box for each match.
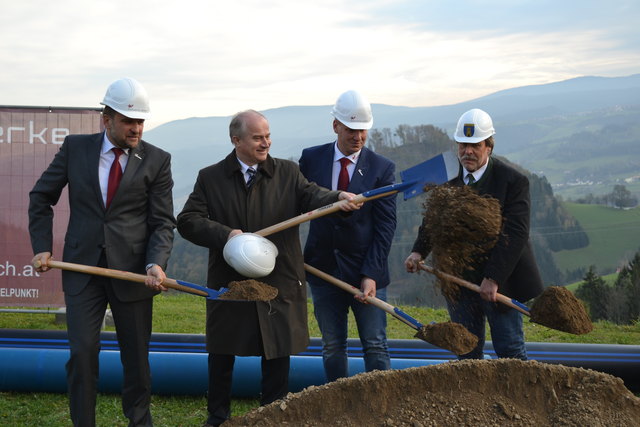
[64,258,153,427]
[206,353,290,426]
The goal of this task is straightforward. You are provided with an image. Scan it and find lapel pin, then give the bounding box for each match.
[358,169,363,176]
[135,153,142,160]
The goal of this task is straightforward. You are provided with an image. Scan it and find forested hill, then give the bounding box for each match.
[167,124,589,307]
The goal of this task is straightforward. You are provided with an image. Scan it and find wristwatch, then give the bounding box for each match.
[145,263,158,271]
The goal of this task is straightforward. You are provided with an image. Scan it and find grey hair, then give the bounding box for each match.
[229,109,266,140]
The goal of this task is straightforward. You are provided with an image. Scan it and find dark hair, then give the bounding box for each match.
[229,109,266,140]
[485,136,495,150]
[102,105,117,118]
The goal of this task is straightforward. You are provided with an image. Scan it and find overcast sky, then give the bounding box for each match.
[2,0,639,129]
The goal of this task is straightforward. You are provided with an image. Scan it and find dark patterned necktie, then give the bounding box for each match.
[106,148,124,208]
[466,173,476,185]
[246,167,256,187]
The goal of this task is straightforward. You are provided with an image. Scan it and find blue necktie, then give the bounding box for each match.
[246,167,256,187]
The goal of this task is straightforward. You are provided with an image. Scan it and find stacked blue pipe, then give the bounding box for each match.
[0,329,638,395]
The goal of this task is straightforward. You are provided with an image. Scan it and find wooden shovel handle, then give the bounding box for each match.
[256,189,397,237]
[304,263,422,330]
[41,260,209,297]
[418,264,531,316]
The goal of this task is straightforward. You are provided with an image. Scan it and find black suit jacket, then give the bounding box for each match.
[29,132,176,301]
[412,156,543,302]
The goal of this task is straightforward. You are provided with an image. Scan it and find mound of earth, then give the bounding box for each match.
[223,359,640,426]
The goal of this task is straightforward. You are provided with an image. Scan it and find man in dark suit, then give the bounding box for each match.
[29,77,176,426]
[299,90,397,381]
[404,108,543,360]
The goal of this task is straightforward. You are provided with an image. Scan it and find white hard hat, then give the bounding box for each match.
[223,233,279,278]
[331,90,373,130]
[454,108,495,143]
[100,77,151,120]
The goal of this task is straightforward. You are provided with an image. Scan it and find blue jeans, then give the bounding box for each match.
[447,287,527,360]
[309,281,391,382]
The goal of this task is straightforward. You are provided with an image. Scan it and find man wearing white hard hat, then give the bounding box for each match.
[177,110,361,427]
[299,90,396,382]
[404,108,543,360]
[29,77,176,426]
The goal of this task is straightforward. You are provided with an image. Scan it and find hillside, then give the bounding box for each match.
[554,203,640,276]
[145,74,640,204]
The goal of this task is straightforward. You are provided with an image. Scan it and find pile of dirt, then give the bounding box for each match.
[218,279,278,301]
[530,286,593,334]
[223,359,640,426]
[419,185,502,299]
[414,322,478,355]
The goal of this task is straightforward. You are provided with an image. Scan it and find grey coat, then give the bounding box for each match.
[177,151,340,359]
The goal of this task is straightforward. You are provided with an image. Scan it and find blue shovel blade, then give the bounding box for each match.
[176,279,230,300]
[400,151,459,200]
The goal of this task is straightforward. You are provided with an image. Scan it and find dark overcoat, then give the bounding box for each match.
[177,151,340,359]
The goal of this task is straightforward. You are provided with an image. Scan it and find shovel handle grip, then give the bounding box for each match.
[304,263,422,330]
[418,264,531,317]
[38,260,209,297]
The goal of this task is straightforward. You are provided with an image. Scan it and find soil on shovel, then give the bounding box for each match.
[218,279,278,301]
[414,322,478,355]
[222,359,640,426]
[419,185,593,336]
[530,286,593,334]
[419,184,502,300]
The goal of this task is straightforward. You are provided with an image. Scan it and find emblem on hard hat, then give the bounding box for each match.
[463,124,475,137]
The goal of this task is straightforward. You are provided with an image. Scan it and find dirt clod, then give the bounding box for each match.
[414,322,478,355]
[218,279,278,301]
[420,185,502,300]
[530,286,593,334]
[222,359,640,426]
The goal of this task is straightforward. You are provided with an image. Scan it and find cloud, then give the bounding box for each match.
[0,0,638,129]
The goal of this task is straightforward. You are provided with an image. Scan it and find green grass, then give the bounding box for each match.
[1,291,639,426]
[554,203,640,274]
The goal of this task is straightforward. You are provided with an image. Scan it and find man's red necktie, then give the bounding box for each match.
[337,157,351,191]
[106,148,124,209]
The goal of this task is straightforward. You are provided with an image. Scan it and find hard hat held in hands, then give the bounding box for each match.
[223,233,279,278]
[100,77,151,120]
[454,108,495,143]
[331,90,373,130]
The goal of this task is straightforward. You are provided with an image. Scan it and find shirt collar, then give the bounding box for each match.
[333,141,360,164]
[102,132,130,155]
[236,157,258,174]
[462,160,489,183]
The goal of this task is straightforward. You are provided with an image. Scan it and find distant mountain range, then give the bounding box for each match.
[145,74,640,205]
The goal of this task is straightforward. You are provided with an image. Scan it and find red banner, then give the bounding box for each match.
[0,106,102,307]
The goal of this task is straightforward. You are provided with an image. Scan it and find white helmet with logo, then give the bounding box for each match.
[454,108,495,143]
[223,233,279,278]
[331,90,373,130]
[100,77,151,120]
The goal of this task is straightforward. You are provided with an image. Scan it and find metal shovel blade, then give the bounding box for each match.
[400,151,459,200]
[176,279,230,300]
